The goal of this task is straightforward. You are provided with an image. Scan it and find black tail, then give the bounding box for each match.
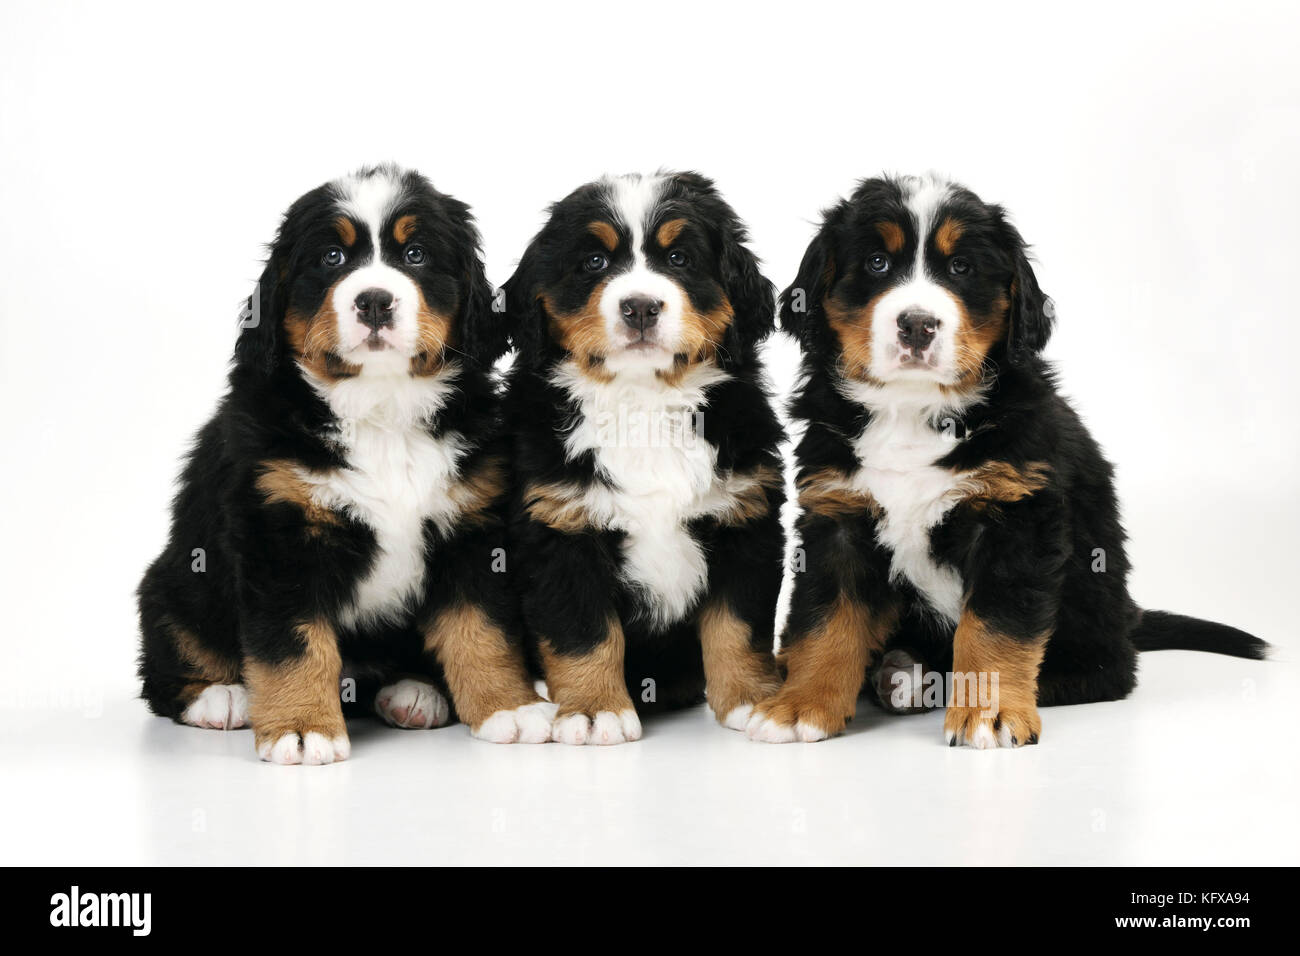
[1131,610,1269,660]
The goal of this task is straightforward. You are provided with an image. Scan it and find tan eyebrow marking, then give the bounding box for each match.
[587,221,619,251]
[935,217,964,256]
[394,214,417,243]
[335,217,357,247]
[656,218,687,246]
[875,221,904,254]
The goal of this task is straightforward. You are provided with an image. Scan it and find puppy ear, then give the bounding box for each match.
[456,252,508,368]
[233,250,288,376]
[662,171,773,366]
[1005,226,1054,363]
[718,223,775,365]
[779,226,836,350]
[501,245,548,363]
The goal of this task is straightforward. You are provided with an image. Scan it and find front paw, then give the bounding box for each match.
[375,679,450,729]
[944,704,1040,749]
[256,728,351,765]
[744,691,852,743]
[709,681,783,732]
[553,708,642,746]
[472,700,557,744]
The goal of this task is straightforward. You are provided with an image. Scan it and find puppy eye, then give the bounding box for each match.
[584,253,609,273]
[667,249,689,268]
[322,247,347,268]
[405,244,426,265]
[949,256,971,277]
[867,253,891,274]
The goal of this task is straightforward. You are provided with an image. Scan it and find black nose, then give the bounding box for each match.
[355,288,395,330]
[897,309,939,351]
[620,295,662,332]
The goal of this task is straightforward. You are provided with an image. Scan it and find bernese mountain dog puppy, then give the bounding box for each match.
[137,165,552,763]
[751,173,1268,748]
[500,171,786,745]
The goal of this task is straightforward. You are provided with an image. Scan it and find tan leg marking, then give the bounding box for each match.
[944,610,1046,749]
[748,597,896,742]
[541,619,640,745]
[167,619,242,690]
[244,618,348,763]
[699,600,780,728]
[423,603,543,729]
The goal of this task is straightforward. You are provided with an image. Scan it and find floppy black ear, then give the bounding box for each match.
[1005,226,1054,363]
[779,224,836,351]
[456,250,508,368]
[718,223,775,366]
[660,171,773,366]
[500,243,549,365]
[233,249,288,376]
[435,196,508,370]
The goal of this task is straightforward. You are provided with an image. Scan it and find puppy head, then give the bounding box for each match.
[779,174,1051,391]
[235,164,500,382]
[503,170,773,380]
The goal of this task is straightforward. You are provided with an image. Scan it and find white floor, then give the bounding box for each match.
[3,649,1294,867]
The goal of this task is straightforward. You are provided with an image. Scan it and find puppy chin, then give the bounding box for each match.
[339,338,415,376]
[872,341,958,386]
[602,338,678,375]
[335,321,418,374]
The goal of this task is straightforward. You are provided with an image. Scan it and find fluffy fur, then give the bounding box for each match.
[754,173,1268,748]
[501,171,786,744]
[137,165,549,763]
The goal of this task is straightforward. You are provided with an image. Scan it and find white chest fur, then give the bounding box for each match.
[553,362,735,630]
[844,382,976,623]
[300,366,466,631]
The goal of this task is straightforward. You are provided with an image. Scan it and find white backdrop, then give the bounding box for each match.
[2,0,1297,705]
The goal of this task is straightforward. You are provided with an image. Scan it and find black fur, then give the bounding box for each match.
[501,171,785,720]
[137,166,522,748]
[779,174,1266,726]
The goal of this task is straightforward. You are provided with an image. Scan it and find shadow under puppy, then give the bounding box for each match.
[753,173,1267,748]
[502,171,786,745]
[138,165,551,764]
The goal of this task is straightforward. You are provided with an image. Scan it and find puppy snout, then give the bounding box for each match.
[620,295,662,332]
[897,309,939,352]
[355,288,395,330]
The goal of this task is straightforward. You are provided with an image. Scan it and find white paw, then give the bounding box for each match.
[744,713,798,743]
[945,721,1000,750]
[720,704,753,731]
[375,679,449,729]
[553,709,642,746]
[258,731,351,765]
[181,684,249,730]
[473,701,557,744]
[796,720,829,742]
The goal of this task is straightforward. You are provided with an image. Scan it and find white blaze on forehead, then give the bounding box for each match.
[335,167,407,255]
[603,172,667,268]
[898,172,953,278]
